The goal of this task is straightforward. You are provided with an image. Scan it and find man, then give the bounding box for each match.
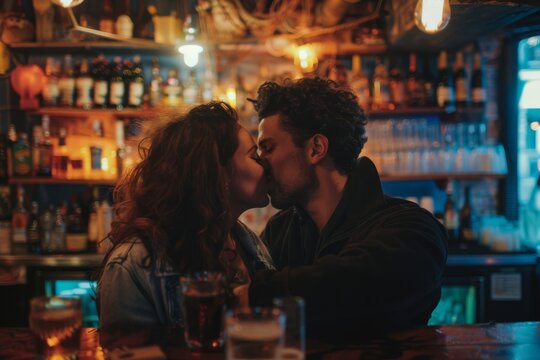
[250,78,448,339]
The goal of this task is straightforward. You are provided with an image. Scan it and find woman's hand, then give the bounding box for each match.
[232,283,250,309]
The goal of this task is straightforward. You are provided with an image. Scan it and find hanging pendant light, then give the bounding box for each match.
[414,0,451,34]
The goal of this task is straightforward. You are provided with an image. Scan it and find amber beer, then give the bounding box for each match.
[182,291,227,349]
[180,272,227,350]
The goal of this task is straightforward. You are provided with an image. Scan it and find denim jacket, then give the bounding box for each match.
[98,222,274,328]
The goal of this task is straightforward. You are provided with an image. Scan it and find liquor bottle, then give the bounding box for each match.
[115,120,125,177]
[66,204,87,253]
[109,56,125,110]
[0,186,11,254]
[115,0,134,38]
[454,51,468,107]
[183,70,200,105]
[371,57,390,111]
[87,188,100,253]
[53,128,69,179]
[76,58,93,109]
[39,204,54,253]
[407,53,423,107]
[93,54,109,108]
[11,185,28,254]
[90,120,103,179]
[389,58,405,109]
[349,55,370,111]
[444,185,459,243]
[436,51,455,109]
[42,57,59,106]
[201,70,214,103]
[163,68,182,107]
[37,115,53,177]
[58,55,75,107]
[27,201,40,254]
[97,199,112,254]
[149,57,163,107]
[471,49,486,108]
[99,0,115,33]
[51,207,66,253]
[31,126,43,177]
[459,186,475,242]
[128,55,144,107]
[12,132,32,177]
[422,56,436,107]
[0,131,8,183]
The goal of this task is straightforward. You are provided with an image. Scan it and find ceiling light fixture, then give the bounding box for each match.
[414,0,451,34]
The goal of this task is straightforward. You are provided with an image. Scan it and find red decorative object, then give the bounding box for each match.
[10,64,45,110]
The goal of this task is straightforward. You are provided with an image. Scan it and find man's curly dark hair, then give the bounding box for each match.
[253,77,367,174]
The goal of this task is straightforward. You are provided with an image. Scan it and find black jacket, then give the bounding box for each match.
[250,157,448,339]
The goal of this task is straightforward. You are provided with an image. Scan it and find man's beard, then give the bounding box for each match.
[268,166,317,210]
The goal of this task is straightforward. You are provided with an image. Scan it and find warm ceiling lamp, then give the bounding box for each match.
[294,44,318,73]
[178,15,204,68]
[51,0,84,8]
[414,0,451,34]
[10,65,46,110]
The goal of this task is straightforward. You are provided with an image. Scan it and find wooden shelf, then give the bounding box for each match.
[381,173,506,181]
[368,106,485,118]
[9,41,177,54]
[29,107,188,118]
[9,178,116,186]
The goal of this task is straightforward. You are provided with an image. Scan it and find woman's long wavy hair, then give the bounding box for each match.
[102,102,240,275]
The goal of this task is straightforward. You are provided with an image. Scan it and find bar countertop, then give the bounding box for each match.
[1,321,540,359]
[0,251,537,268]
[0,253,104,267]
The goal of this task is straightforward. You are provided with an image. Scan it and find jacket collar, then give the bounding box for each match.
[317,156,386,237]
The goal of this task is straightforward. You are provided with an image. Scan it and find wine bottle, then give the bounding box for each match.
[436,51,455,109]
[471,50,486,108]
[454,51,468,107]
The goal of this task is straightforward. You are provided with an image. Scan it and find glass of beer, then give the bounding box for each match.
[180,271,227,351]
[29,296,82,358]
[273,297,306,360]
[226,307,285,360]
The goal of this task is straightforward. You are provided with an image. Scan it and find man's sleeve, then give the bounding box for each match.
[249,208,448,334]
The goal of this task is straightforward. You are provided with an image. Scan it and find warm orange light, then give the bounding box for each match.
[10,65,46,110]
[294,44,318,73]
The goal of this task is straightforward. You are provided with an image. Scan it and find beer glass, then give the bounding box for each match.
[273,297,306,360]
[180,271,227,351]
[226,307,285,360]
[29,296,82,358]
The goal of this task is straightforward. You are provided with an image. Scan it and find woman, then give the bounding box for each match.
[97,102,273,328]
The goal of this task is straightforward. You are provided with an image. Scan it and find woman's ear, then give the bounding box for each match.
[306,134,329,165]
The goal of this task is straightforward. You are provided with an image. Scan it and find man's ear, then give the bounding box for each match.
[306,134,329,165]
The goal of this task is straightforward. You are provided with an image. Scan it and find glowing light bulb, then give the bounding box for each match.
[178,44,203,68]
[51,0,84,8]
[294,44,318,73]
[414,0,451,34]
[226,87,237,108]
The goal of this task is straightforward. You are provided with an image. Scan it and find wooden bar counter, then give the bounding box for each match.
[1,322,539,359]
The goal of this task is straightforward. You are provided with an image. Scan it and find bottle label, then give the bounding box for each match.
[42,81,59,105]
[444,210,458,230]
[128,82,144,106]
[12,228,27,243]
[13,146,32,176]
[76,77,94,107]
[0,222,11,254]
[472,88,486,103]
[437,86,449,107]
[455,78,467,102]
[94,80,108,105]
[58,78,75,106]
[110,81,125,105]
[66,233,88,252]
[183,88,198,105]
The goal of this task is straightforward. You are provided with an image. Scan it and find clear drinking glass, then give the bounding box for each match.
[180,271,227,351]
[273,297,306,360]
[226,307,285,360]
[29,296,82,359]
